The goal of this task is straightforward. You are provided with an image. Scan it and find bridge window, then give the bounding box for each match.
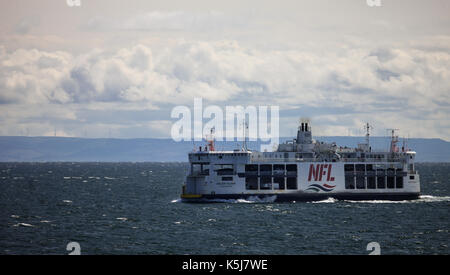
[215,164,233,175]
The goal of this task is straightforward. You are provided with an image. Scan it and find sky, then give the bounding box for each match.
[0,0,449,140]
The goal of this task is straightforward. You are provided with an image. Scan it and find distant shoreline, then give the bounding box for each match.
[1,136,449,162]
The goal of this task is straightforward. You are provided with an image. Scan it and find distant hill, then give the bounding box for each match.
[0,136,449,162]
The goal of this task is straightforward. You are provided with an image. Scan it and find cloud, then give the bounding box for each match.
[14,16,40,34]
[83,10,254,33]
[0,37,449,139]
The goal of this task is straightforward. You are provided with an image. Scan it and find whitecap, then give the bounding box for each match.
[14,223,34,227]
[116,217,128,221]
[62,200,73,203]
[310,197,337,204]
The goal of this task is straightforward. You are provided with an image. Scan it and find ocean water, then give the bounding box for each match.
[0,162,448,255]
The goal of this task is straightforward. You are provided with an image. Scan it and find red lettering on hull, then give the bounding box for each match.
[308,164,335,182]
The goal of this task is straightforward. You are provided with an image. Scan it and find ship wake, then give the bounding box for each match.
[344,195,450,204]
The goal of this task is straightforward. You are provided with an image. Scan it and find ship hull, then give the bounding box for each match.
[181,192,421,203]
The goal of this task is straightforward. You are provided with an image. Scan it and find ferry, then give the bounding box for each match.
[180,121,420,202]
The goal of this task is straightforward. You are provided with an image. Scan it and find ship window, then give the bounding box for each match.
[377,176,386,189]
[387,176,395,188]
[356,177,365,189]
[215,164,234,175]
[377,169,386,177]
[409,175,415,180]
[286,164,297,176]
[245,177,258,190]
[286,164,297,171]
[345,176,355,189]
[367,177,376,189]
[344,164,354,172]
[273,177,285,190]
[222,177,233,181]
[260,176,272,190]
[245,164,258,172]
[396,177,403,188]
[273,164,285,176]
[260,165,272,176]
[286,177,297,190]
[356,164,365,172]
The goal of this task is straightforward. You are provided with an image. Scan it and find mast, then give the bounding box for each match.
[206,127,215,151]
[206,127,216,151]
[387,128,399,153]
[365,122,373,151]
[243,120,248,151]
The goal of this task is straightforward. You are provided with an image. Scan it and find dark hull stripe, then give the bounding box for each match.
[181,192,420,203]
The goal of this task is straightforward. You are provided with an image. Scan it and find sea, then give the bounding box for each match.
[0,162,448,255]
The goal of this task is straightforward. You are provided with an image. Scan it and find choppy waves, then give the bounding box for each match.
[173,195,450,204]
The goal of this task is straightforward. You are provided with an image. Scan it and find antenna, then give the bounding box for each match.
[406,132,410,152]
[243,120,248,151]
[364,122,374,147]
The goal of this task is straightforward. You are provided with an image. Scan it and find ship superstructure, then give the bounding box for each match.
[181,121,420,202]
